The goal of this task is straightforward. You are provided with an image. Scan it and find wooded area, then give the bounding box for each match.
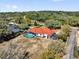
[0,11,79,42]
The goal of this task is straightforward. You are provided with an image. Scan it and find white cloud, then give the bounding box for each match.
[6,5,18,9]
[12,5,18,9]
[52,0,64,2]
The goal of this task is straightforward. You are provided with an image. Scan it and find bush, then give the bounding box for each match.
[57,25,70,42]
[40,40,65,59]
[74,47,78,58]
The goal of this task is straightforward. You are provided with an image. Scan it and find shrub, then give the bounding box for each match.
[74,47,78,58]
[40,40,65,59]
[57,25,70,42]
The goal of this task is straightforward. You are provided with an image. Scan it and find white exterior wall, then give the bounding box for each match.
[36,34,48,39]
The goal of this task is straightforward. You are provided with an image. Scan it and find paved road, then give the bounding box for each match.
[62,27,78,59]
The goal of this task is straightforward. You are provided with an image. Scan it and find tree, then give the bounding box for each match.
[18,24,29,30]
[15,16,23,24]
[23,15,31,24]
[34,21,38,26]
[47,20,61,29]
[69,19,79,27]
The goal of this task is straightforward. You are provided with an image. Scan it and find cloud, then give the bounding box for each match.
[52,0,64,2]
[6,5,18,9]
[12,5,18,9]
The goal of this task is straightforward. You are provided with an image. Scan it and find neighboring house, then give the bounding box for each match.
[50,32,57,40]
[26,27,57,39]
[7,22,20,33]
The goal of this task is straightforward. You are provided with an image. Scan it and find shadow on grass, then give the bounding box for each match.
[0,32,20,43]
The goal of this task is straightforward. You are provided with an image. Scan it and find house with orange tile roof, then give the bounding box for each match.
[26,27,57,39]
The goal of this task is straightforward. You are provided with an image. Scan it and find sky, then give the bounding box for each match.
[0,0,79,12]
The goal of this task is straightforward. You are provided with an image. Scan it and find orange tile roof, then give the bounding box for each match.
[28,27,55,37]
